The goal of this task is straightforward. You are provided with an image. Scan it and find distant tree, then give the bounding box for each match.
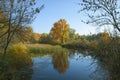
[0,0,44,57]
[50,19,70,44]
[32,33,41,43]
[69,28,76,40]
[39,33,52,44]
[97,32,111,42]
[79,0,120,33]
[75,33,80,40]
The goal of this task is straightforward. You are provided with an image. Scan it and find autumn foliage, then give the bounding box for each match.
[50,19,70,44]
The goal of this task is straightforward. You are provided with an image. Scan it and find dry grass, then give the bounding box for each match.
[26,44,68,54]
[26,44,53,48]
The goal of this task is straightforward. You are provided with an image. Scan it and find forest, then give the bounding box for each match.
[0,0,120,80]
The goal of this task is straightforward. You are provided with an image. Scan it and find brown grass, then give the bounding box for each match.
[26,43,53,48]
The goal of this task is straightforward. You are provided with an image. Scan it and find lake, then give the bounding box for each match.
[31,50,108,80]
[0,50,109,80]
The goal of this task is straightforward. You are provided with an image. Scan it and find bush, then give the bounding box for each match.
[94,38,120,80]
[7,43,32,68]
[0,43,33,80]
[62,40,90,50]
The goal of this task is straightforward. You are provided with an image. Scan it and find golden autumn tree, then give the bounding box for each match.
[98,32,111,43]
[32,33,41,43]
[50,19,70,44]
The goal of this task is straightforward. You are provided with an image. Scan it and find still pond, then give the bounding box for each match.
[31,50,108,80]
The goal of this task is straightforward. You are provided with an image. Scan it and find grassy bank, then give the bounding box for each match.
[62,38,120,80]
[26,44,68,54]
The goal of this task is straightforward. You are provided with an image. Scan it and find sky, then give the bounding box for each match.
[31,0,97,35]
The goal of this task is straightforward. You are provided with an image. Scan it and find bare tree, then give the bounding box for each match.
[79,0,120,32]
[0,0,44,57]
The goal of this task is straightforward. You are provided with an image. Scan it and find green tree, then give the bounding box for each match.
[69,28,76,40]
[50,19,70,44]
[0,0,44,56]
[39,33,52,44]
[75,33,80,40]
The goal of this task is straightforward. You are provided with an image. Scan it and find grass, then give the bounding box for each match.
[27,44,68,54]
[26,43,53,48]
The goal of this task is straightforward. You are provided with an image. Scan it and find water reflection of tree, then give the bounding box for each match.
[52,52,69,73]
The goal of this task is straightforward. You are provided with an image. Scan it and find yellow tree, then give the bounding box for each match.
[32,33,41,43]
[99,32,111,43]
[50,19,70,44]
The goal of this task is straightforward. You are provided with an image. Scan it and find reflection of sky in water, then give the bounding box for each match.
[31,53,108,80]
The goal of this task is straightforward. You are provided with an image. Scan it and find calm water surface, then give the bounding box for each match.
[31,51,108,80]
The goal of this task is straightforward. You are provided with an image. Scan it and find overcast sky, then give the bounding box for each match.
[31,0,97,35]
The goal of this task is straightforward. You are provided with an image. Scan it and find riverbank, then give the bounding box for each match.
[62,39,120,80]
[26,44,68,55]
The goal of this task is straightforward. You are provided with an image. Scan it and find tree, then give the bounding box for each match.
[50,19,70,44]
[97,32,111,42]
[79,0,120,33]
[31,33,41,43]
[0,0,44,57]
[17,26,33,43]
[69,28,76,40]
[39,33,52,44]
[75,33,80,40]
[0,10,7,26]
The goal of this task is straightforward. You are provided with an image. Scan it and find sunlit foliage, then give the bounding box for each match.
[0,43,33,80]
[7,43,32,67]
[50,19,70,44]
[31,33,41,43]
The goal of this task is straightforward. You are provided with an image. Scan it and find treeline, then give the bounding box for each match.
[62,31,111,50]
[21,19,81,45]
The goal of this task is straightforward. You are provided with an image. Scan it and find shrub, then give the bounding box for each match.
[7,43,32,68]
[0,43,33,80]
[62,40,90,50]
[94,38,120,80]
